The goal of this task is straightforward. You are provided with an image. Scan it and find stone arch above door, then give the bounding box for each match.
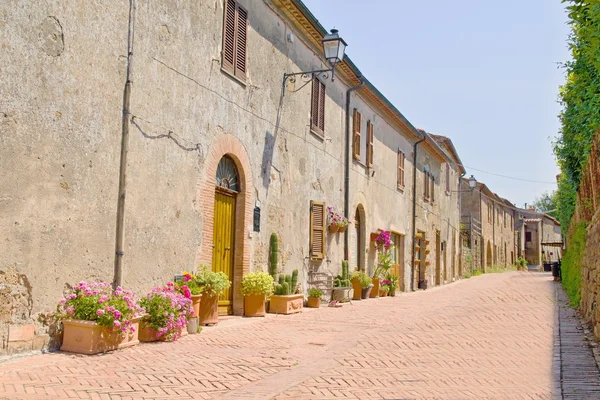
[196,134,253,316]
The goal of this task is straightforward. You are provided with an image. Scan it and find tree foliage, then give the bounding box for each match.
[532,190,558,218]
[554,1,600,227]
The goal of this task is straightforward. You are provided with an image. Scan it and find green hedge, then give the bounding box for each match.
[562,222,587,307]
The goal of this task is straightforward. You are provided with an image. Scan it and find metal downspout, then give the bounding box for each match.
[344,79,365,261]
[410,136,426,291]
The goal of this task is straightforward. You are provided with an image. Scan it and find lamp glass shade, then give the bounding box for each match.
[322,29,347,64]
[468,175,477,189]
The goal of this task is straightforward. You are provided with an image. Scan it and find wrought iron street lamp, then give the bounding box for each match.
[283,28,348,95]
[468,175,477,191]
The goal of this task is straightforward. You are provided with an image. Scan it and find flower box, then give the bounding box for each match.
[61,317,141,355]
[268,294,304,315]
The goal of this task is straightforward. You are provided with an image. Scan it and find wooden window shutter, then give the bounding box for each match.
[445,163,450,192]
[396,151,405,188]
[423,171,428,198]
[353,109,361,159]
[366,121,374,167]
[234,5,248,80]
[318,80,325,132]
[431,174,435,202]
[310,201,326,259]
[222,0,236,72]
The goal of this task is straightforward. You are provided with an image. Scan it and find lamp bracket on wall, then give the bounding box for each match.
[282,67,333,96]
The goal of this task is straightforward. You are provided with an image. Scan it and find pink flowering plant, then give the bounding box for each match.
[373,229,392,250]
[57,281,144,334]
[327,206,350,228]
[174,271,202,297]
[139,282,193,341]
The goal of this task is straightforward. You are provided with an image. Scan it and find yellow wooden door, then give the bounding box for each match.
[212,189,236,315]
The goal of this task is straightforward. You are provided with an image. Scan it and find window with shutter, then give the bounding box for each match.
[309,201,326,259]
[366,120,374,167]
[221,0,247,81]
[311,78,325,136]
[430,174,435,202]
[397,150,405,189]
[423,171,428,199]
[353,109,361,160]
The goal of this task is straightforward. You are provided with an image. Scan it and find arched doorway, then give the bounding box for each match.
[486,240,492,268]
[212,156,240,315]
[354,205,366,271]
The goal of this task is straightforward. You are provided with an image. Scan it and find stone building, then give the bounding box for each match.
[0,0,464,354]
[459,179,517,270]
[514,207,562,267]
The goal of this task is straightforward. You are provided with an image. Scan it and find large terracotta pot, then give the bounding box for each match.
[138,322,188,342]
[268,294,304,315]
[370,278,380,298]
[190,294,202,318]
[199,293,219,325]
[307,297,321,308]
[61,317,141,355]
[244,294,266,317]
[351,278,362,300]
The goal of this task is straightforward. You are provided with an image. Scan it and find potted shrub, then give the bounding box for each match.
[386,273,399,297]
[372,231,393,298]
[139,283,193,342]
[332,260,353,302]
[351,271,372,299]
[195,265,231,325]
[58,282,144,355]
[269,269,304,314]
[307,288,323,308]
[176,271,203,333]
[242,271,274,317]
[379,284,390,297]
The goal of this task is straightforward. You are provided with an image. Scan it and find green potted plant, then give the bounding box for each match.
[379,283,390,297]
[332,260,353,302]
[269,269,304,315]
[372,231,393,298]
[139,283,193,342]
[386,272,399,296]
[195,265,231,325]
[57,282,144,355]
[241,271,274,317]
[307,287,323,308]
[351,271,373,299]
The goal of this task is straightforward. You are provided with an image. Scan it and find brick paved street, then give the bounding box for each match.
[0,272,562,399]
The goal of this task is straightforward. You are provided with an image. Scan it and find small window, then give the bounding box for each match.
[525,231,532,242]
[366,120,374,167]
[353,109,361,160]
[397,150,405,189]
[222,0,248,81]
[309,201,326,259]
[445,163,450,193]
[310,78,326,136]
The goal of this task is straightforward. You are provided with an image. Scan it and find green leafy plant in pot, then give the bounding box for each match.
[351,271,373,299]
[241,271,274,317]
[307,287,323,308]
[195,265,231,325]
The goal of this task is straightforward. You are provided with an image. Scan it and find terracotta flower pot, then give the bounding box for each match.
[389,288,397,297]
[379,289,388,297]
[190,294,202,318]
[138,322,187,342]
[329,224,339,233]
[361,286,372,299]
[268,294,304,314]
[199,293,219,325]
[351,279,362,300]
[338,225,347,233]
[307,297,321,308]
[61,317,141,355]
[244,294,266,317]
[370,278,380,298]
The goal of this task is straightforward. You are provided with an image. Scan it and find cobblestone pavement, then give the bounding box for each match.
[0,272,561,399]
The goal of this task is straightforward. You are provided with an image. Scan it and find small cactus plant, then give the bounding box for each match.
[281,282,290,296]
[274,283,284,295]
[269,233,278,279]
[291,269,298,294]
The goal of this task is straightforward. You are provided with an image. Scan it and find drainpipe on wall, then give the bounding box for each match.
[458,172,466,271]
[410,136,426,291]
[479,189,483,270]
[113,0,136,290]
[343,78,365,261]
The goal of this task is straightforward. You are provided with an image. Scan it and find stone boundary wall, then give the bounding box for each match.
[572,131,600,339]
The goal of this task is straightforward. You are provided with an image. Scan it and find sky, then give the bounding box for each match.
[302,0,571,208]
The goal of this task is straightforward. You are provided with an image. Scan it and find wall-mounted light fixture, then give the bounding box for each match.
[282,28,348,95]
